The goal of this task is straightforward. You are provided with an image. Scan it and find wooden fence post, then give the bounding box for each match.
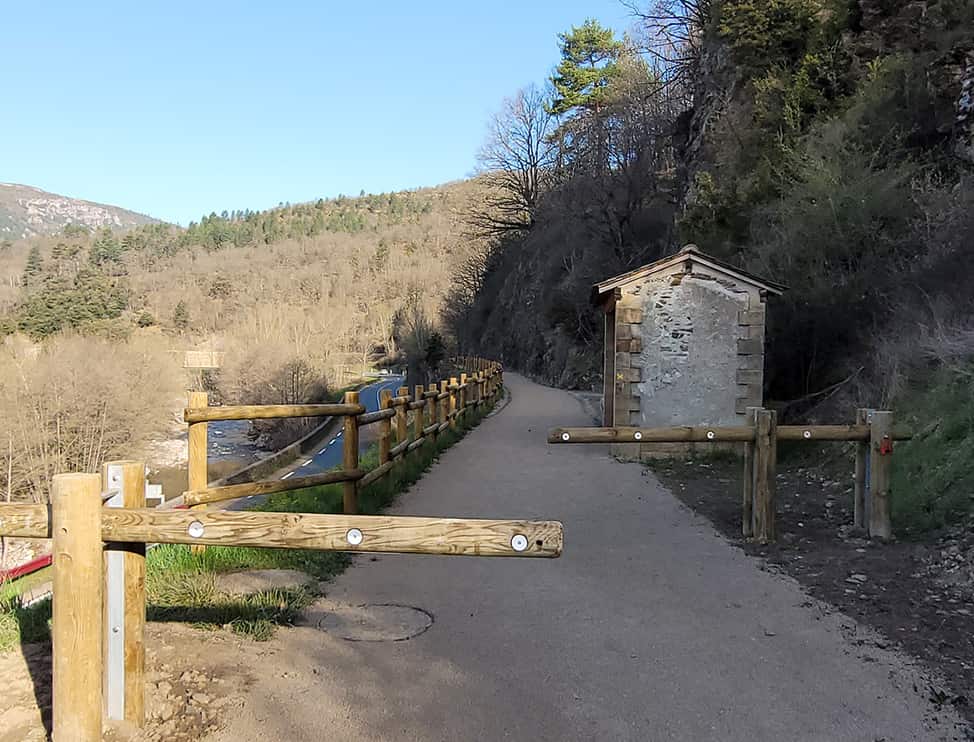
[343,391,360,514]
[439,380,449,431]
[395,386,408,459]
[752,409,778,544]
[414,385,425,447]
[52,472,104,742]
[459,374,468,422]
[742,406,761,539]
[854,407,871,530]
[379,389,393,467]
[187,391,208,555]
[449,377,458,429]
[102,461,146,727]
[869,410,893,540]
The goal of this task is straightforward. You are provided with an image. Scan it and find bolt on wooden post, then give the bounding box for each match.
[102,460,147,727]
[869,410,894,540]
[187,391,208,554]
[52,472,104,742]
[752,409,778,544]
[343,391,360,514]
[395,386,409,458]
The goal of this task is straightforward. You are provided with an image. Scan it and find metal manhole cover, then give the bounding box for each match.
[315,602,434,642]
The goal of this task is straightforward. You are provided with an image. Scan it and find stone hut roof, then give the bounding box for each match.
[592,245,786,306]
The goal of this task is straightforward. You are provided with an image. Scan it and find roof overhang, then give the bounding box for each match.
[592,245,786,306]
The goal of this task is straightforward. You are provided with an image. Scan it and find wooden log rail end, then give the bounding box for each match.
[0,503,51,538]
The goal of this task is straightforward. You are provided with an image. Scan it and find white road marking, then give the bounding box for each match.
[318,448,327,454]
[328,438,338,445]
[281,471,295,480]
[302,459,313,466]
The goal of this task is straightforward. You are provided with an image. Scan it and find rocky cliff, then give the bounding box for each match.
[0,183,158,239]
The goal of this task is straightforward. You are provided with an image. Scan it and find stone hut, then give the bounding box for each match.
[592,245,784,456]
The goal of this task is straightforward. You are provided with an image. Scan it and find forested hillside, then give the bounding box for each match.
[448,0,973,530]
[0,181,486,503]
[452,0,974,406]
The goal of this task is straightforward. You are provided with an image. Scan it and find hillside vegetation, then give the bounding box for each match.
[450,1,974,530]
[0,181,486,504]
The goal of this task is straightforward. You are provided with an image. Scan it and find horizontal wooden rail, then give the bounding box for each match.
[407,438,427,452]
[360,461,395,487]
[185,403,365,423]
[358,408,396,426]
[550,427,754,444]
[390,440,410,458]
[100,510,562,557]
[0,508,562,558]
[0,503,50,538]
[183,469,365,506]
[422,423,439,436]
[549,425,913,444]
[408,400,426,411]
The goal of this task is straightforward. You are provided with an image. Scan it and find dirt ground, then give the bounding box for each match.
[653,447,974,729]
[0,623,253,742]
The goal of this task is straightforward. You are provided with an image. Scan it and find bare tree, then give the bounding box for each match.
[469,85,557,236]
[623,0,712,98]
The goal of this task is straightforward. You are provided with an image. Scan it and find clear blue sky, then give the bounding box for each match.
[2,1,635,225]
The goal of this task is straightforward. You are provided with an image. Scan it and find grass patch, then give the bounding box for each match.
[0,565,52,603]
[892,365,974,535]
[0,597,51,651]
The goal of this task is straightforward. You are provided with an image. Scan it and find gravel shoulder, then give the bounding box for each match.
[654,450,974,730]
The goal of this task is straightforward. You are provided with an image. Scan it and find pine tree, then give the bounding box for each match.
[173,300,190,331]
[548,20,624,115]
[22,246,43,289]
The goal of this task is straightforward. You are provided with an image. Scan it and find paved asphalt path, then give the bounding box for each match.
[209,373,966,742]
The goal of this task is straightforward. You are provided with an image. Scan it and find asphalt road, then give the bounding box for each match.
[209,372,966,742]
[275,375,405,479]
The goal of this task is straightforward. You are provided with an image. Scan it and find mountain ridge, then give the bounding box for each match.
[0,183,159,240]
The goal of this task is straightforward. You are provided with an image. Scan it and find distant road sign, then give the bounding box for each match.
[183,350,224,369]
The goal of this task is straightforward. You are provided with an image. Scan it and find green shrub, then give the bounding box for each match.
[892,364,974,534]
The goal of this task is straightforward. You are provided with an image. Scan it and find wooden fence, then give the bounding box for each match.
[183,357,504,513]
[0,358,565,742]
[549,407,909,544]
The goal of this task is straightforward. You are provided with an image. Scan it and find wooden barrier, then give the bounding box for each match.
[343,390,360,514]
[549,405,904,542]
[52,473,104,742]
[102,461,146,725]
[179,360,503,515]
[0,358,532,742]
